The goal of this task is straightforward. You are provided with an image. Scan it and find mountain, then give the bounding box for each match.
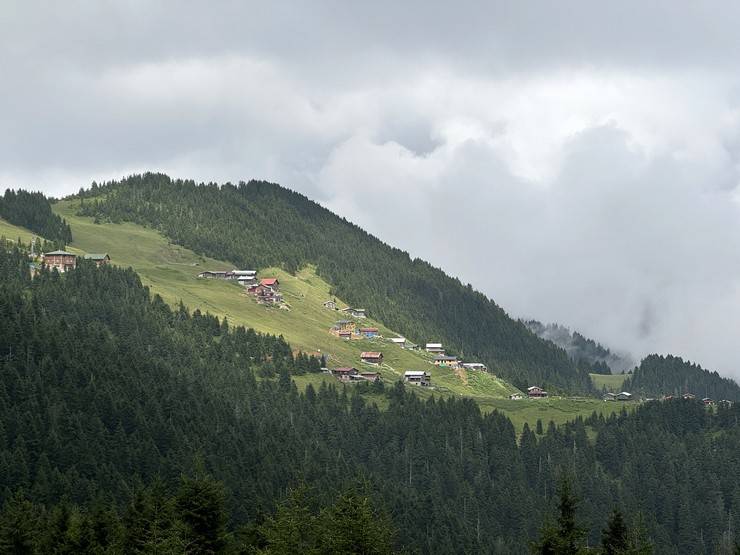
[624,354,740,401]
[525,320,634,374]
[71,173,592,393]
[1,245,739,553]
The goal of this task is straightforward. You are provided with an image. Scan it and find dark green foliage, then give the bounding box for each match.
[601,510,629,554]
[1,247,739,552]
[74,173,591,393]
[0,189,71,247]
[624,354,740,401]
[532,478,587,555]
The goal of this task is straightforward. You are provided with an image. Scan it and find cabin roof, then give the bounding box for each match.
[44,250,75,256]
[360,352,382,358]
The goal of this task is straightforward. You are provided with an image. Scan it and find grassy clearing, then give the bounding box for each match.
[53,200,517,399]
[590,373,628,392]
[478,397,632,434]
[0,217,38,244]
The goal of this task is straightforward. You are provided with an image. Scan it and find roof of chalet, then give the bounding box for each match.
[260,278,279,286]
[360,327,379,332]
[342,307,366,312]
[390,337,406,342]
[404,371,428,377]
[462,362,486,367]
[84,253,109,260]
[527,386,544,391]
[232,270,256,275]
[426,343,443,348]
[44,250,75,256]
[434,355,458,361]
[360,352,382,358]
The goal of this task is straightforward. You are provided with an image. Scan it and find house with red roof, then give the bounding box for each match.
[259,278,279,290]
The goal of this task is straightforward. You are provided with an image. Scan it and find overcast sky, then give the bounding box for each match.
[3,1,740,379]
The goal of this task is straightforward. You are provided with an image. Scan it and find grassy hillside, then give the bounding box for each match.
[0,216,37,244]
[590,372,628,392]
[54,199,516,399]
[73,174,593,394]
[50,199,630,431]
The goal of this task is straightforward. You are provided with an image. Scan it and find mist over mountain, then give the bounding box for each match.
[525,320,635,374]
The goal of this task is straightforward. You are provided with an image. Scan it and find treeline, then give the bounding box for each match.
[1,248,740,552]
[0,189,71,247]
[525,320,634,375]
[73,173,591,394]
[624,354,740,401]
[0,475,396,554]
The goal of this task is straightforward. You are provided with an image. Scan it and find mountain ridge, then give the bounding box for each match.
[72,173,592,393]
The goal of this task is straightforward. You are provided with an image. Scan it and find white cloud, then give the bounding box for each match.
[2,2,740,378]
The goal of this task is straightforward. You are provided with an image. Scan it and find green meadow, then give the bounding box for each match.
[47,199,632,431]
[590,372,628,391]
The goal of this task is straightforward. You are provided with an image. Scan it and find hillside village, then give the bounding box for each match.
[21,243,734,408]
[5,205,733,422]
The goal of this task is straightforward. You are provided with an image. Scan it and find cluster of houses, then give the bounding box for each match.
[508,386,547,400]
[246,278,283,305]
[424,343,487,372]
[603,391,633,401]
[197,269,284,305]
[330,367,380,383]
[198,269,257,285]
[329,319,379,340]
[32,250,111,275]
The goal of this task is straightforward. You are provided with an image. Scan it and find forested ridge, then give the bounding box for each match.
[0,189,71,247]
[73,173,591,393]
[524,320,634,375]
[1,247,740,553]
[625,354,740,401]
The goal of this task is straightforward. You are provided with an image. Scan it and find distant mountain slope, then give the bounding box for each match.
[0,189,71,247]
[525,320,634,374]
[73,173,591,393]
[624,354,740,400]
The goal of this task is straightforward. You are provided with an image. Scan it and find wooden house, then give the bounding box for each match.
[232,270,257,284]
[360,352,383,365]
[433,355,459,368]
[462,362,487,372]
[84,253,110,266]
[509,393,524,400]
[702,397,714,406]
[323,300,337,310]
[330,320,356,338]
[682,393,696,400]
[197,270,229,279]
[259,278,279,291]
[389,337,406,347]
[603,392,617,401]
[248,283,283,304]
[42,250,77,273]
[359,327,379,338]
[404,371,431,386]
[425,343,444,354]
[332,367,359,382]
[527,386,548,398]
[616,392,633,401]
[342,307,366,318]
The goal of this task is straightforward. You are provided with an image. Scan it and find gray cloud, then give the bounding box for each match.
[2,1,740,378]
